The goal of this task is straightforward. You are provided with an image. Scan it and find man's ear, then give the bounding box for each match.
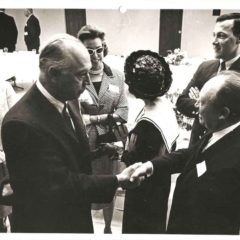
[48,67,58,77]
[48,67,60,83]
[219,107,230,120]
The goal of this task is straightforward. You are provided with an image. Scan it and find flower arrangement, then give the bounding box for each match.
[165,90,193,130]
[165,48,187,65]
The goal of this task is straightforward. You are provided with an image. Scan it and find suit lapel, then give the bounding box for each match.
[32,84,79,144]
[68,100,90,150]
[181,132,213,174]
[202,125,240,156]
[98,72,114,100]
[230,57,240,71]
[86,81,99,103]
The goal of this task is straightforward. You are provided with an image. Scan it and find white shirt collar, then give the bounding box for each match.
[203,121,240,151]
[221,54,240,70]
[36,80,64,113]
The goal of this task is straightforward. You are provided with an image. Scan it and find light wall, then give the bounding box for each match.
[5,9,66,51]
[86,9,160,57]
[181,10,216,59]
[181,9,240,59]
[4,9,240,58]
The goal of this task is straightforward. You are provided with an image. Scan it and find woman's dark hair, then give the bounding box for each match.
[124,50,172,100]
[77,25,108,57]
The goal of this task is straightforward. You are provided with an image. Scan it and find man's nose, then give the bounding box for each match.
[212,36,218,45]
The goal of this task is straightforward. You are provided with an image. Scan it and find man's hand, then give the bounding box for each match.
[116,162,144,189]
[130,161,154,182]
[189,87,200,101]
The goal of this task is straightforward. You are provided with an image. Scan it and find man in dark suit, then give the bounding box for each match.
[131,71,240,234]
[0,9,18,52]
[24,9,41,53]
[176,12,240,146]
[1,34,141,233]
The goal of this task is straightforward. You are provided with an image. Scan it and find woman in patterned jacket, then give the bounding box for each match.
[77,25,128,234]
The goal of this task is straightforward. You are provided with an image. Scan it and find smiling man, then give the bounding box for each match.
[131,71,240,234]
[176,12,240,146]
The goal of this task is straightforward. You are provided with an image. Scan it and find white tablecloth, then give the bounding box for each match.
[0,51,39,83]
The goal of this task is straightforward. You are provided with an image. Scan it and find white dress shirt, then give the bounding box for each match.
[203,121,240,151]
[219,54,240,72]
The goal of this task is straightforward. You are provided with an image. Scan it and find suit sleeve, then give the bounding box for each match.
[2,121,118,204]
[176,62,206,118]
[151,148,191,175]
[28,17,41,38]
[9,16,18,45]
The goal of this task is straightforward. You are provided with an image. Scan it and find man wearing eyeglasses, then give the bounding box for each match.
[77,25,128,234]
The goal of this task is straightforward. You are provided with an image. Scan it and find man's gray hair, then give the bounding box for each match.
[39,33,82,73]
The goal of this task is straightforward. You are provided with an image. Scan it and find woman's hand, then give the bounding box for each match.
[125,133,137,153]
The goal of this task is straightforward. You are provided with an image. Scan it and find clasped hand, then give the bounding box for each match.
[116,161,154,189]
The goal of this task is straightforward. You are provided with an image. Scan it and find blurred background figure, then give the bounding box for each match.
[78,25,128,234]
[0,9,18,52]
[24,9,41,53]
[0,81,17,232]
[121,50,179,233]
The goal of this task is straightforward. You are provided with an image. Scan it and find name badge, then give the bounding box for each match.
[109,84,119,93]
[196,160,207,177]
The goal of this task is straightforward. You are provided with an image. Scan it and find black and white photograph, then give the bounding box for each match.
[0,1,240,239]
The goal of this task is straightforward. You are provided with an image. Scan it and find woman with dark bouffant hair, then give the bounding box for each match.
[122,50,179,233]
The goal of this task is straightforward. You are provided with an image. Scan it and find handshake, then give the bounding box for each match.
[116,161,154,189]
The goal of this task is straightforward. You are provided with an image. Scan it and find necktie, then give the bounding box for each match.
[62,103,75,133]
[201,132,213,152]
[220,61,226,71]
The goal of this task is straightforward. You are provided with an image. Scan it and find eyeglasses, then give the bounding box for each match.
[87,47,104,55]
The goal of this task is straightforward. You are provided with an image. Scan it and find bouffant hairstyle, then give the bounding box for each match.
[124,50,172,100]
[77,25,108,57]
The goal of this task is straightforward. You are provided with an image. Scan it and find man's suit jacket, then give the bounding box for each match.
[152,126,240,234]
[0,12,18,52]
[1,84,118,233]
[24,14,41,52]
[176,58,240,146]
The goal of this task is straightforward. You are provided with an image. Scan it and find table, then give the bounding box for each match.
[0,51,39,85]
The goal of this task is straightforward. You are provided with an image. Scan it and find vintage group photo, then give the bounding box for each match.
[0,6,240,238]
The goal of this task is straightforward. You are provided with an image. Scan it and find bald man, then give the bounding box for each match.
[131,71,240,234]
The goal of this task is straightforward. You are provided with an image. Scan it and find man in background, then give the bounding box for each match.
[0,9,18,52]
[24,9,41,53]
[176,12,240,146]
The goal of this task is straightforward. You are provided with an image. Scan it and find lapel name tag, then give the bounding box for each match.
[196,160,207,177]
[109,84,119,93]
